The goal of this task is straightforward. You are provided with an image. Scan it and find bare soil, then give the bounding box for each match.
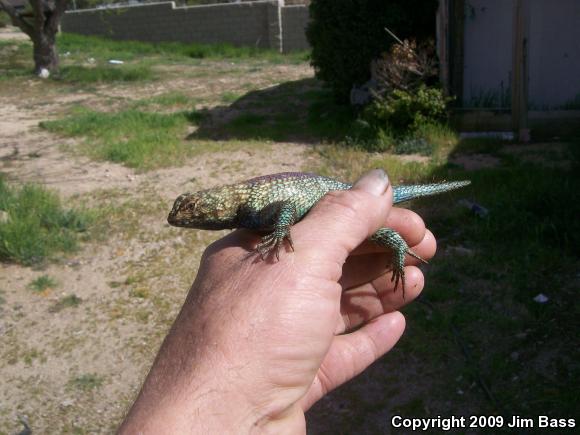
[0,61,312,434]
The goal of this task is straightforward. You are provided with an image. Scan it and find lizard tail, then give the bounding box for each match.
[393,180,471,204]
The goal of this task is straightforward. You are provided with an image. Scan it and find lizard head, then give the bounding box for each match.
[167,189,238,230]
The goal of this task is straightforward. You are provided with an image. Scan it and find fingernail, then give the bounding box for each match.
[354,169,389,196]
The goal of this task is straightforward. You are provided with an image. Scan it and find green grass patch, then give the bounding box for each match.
[55,64,154,83]
[310,144,436,184]
[58,33,309,64]
[68,373,104,391]
[49,294,82,313]
[0,177,94,265]
[220,91,241,104]
[0,39,32,81]
[41,107,204,170]
[28,275,57,292]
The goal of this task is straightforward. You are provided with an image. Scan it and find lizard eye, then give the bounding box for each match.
[186,200,198,213]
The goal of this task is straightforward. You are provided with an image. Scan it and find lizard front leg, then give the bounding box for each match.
[370,227,427,299]
[256,201,298,260]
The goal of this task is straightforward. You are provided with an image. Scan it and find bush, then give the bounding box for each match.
[0,11,11,28]
[306,0,439,102]
[363,85,451,136]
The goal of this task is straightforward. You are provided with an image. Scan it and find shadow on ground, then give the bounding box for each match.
[307,138,580,433]
[190,78,355,144]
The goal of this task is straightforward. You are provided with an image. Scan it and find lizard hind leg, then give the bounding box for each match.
[255,201,297,261]
[370,227,426,299]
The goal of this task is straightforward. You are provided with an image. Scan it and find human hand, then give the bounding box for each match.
[120,169,436,434]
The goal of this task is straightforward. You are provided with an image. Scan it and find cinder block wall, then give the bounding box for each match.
[281,5,310,52]
[62,1,310,53]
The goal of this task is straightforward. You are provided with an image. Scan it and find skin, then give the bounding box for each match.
[119,170,437,434]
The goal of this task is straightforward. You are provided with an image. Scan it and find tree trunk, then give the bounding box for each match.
[0,0,68,76]
[32,29,59,74]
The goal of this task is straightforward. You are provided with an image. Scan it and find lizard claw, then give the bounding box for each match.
[256,228,291,261]
[391,266,406,300]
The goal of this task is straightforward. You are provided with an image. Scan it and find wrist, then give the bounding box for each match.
[120,377,261,434]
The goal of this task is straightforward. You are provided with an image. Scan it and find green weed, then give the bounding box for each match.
[0,177,94,265]
[49,294,82,313]
[28,275,57,292]
[69,373,104,391]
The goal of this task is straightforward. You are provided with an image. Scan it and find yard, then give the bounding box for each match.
[0,26,578,434]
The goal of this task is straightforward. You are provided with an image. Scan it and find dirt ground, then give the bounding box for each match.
[4,26,574,434]
[0,39,316,433]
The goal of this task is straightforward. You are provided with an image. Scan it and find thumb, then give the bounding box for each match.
[292,169,392,270]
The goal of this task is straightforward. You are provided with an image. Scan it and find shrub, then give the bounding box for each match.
[363,85,451,136]
[306,0,439,102]
[0,11,11,28]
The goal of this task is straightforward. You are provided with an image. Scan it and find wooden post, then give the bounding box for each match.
[437,0,450,95]
[449,0,465,105]
[512,0,530,141]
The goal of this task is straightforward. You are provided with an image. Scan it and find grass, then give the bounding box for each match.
[68,373,104,391]
[220,91,241,104]
[49,294,82,313]
[28,275,57,292]
[0,32,308,88]
[0,39,32,81]
[133,92,192,109]
[421,151,580,417]
[2,29,578,431]
[306,139,580,428]
[58,33,309,64]
[0,177,94,265]
[55,64,154,83]
[41,107,203,170]
[195,83,356,142]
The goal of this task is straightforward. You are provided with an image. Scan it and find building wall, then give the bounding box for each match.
[528,0,580,109]
[281,5,310,52]
[62,1,310,53]
[460,0,580,111]
[462,0,514,109]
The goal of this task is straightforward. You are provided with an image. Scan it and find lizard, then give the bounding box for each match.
[167,172,470,298]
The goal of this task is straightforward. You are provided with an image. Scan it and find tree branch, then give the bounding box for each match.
[49,0,69,30]
[0,0,34,37]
